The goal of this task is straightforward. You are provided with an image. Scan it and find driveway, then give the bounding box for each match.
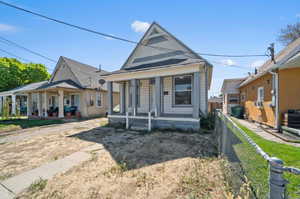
[0,118,106,180]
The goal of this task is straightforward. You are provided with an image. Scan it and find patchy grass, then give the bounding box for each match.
[28,178,47,194]
[0,119,64,133]
[231,118,300,198]
[17,129,246,199]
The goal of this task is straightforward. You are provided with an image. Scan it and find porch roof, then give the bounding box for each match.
[0,81,48,96]
[35,79,84,91]
[101,61,212,84]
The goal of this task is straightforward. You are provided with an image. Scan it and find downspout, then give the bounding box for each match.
[269,70,280,130]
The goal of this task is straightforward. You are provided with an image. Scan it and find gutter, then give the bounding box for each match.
[269,70,280,130]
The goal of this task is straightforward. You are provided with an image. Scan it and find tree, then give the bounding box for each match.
[0,57,50,92]
[278,22,300,46]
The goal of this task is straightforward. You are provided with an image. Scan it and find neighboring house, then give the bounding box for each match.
[0,56,119,118]
[239,38,300,129]
[102,22,213,130]
[221,78,245,114]
[208,96,222,113]
[0,81,47,116]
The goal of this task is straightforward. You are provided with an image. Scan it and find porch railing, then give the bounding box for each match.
[215,110,300,198]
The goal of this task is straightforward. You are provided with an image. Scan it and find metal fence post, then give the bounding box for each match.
[269,157,287,199]
[148,112,151,132]
[126,112,129,129]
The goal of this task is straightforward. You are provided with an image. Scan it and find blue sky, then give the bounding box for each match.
[0,0,300,96]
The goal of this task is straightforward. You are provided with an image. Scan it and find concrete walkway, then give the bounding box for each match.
[0,118,103,144]
[0,144,104,199]
[235,118,300,147]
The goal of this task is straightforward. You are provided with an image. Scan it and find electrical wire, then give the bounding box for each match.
[0,35,57,63]
[0,0,269,58]
[0,47,33,62]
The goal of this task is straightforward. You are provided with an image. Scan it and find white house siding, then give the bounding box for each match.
[199,71,207,115]
[162,76,193,115]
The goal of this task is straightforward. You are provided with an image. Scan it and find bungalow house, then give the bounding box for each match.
[221,78,245,114]
[0,56,119,118]
[102,22,213,130]
[239,38,300,129]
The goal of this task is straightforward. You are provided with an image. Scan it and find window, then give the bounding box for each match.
[96,92,102,107]
[257,87,264,102]
[229,95,239,104]
[173,75,192,105]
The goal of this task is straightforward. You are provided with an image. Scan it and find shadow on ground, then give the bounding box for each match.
[68,127,219,170]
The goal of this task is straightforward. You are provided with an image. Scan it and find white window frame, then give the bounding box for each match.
[172,74,193,107]
[96,92,102,107]
[257,87,264,102]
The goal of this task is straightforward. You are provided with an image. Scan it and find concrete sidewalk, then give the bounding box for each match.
[0,144,104,199]
[235,118,300,147]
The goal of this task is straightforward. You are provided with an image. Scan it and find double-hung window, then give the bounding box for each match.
[96,92,102,107]
[257,87,264,102]
[173,75,192,106]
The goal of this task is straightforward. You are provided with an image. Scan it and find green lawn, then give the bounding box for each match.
[0,119,64,133]
[230,118,300,198]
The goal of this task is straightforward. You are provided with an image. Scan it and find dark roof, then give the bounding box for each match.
[126,58,187,70]
[37,79,83,90]
[0,81,48,96]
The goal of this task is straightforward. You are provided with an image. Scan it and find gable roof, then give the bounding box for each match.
[121,22,210,70]
[50,56,109,89]
[240,37,300,87]
[221,78,245,94]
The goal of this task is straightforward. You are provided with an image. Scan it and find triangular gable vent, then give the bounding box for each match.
[122,22,203,70]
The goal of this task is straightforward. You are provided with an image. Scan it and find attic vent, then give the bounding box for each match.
[132,50,185,63]
[150,28,159,36]
[146,35,168,45]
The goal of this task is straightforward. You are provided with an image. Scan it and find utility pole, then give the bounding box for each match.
[268,43,276,63]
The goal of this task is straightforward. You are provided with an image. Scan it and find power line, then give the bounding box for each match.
[209,60,252,71]
[0,35,57,63]
[0,0,269,58]
[0,47,33,62]
[0,46,54,71]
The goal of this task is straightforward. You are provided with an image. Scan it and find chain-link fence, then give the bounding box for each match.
[215,110,300,199]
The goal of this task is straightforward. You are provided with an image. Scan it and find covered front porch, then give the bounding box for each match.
[26,88,82,119]
[105,64,209,131]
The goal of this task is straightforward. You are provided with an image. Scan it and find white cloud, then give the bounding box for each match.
[0,23,17,32]
[221,59,236,66]
[251,60,265,68]
[296,13,300,18]
[131,20,150,33]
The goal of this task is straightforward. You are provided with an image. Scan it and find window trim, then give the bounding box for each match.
[96,92,102,108]
[257,86,264,102]
[172,74,193,107]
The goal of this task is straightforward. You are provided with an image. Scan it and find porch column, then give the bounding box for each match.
[131,79,137,116]
[27,93,32,116]
[119,82,126,114]
[58,90,64,118]
[107,81,113,115]
[11,94,16,116]
[37,93,42,117]
[193,72,200,118]
[43,92,48,117]
[155,76,161,117]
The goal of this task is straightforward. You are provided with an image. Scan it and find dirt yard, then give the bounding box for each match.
[15,127,245,199]
[0,118,107,180]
